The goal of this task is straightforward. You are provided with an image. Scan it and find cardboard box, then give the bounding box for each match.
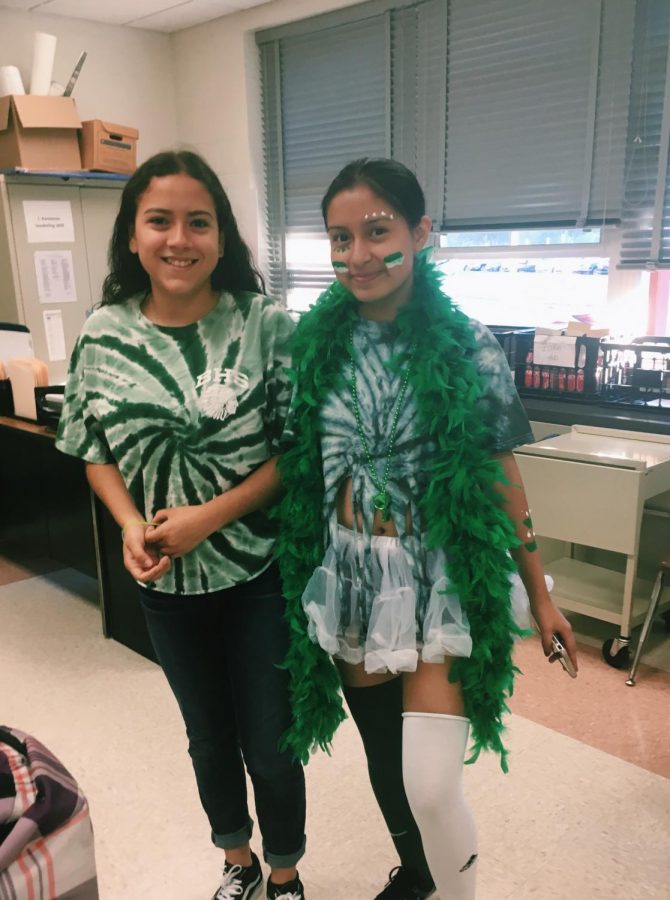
[79,119,138,174]
[0,95,81,170]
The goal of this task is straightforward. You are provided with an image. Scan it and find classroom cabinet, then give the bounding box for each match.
[0,173,125,382]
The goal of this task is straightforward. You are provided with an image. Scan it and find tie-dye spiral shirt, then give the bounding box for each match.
[56,291,294,595]
[321,315,534,519]
[317,316,534,623]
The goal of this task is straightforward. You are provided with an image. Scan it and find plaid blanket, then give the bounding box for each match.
[0,726,98,899]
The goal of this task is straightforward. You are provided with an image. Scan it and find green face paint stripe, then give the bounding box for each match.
[384,251,404,268]
[332,260,348,271]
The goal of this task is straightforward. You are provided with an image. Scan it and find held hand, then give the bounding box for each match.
[122,522,171,583]
[144,505,215,558]
[532,599,579,675]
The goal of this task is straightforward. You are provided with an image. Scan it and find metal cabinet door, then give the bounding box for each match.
[514,452,643,555]
[6,182,90,383]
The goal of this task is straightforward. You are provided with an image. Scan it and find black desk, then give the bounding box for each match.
[0,417,155,661]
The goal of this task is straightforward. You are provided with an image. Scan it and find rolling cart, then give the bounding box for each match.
[514,426,670,681]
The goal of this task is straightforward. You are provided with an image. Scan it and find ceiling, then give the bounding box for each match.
[0,0,270,33]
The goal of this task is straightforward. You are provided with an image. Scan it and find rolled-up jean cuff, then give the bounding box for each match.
[263,835,306,869]
[212,817,254,849]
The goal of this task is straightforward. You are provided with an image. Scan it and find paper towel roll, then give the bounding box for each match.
[30,32,57,96]
[0,65,25,97]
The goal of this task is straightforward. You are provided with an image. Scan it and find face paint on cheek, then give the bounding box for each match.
[332,260,349,272]
[383,251,405,269]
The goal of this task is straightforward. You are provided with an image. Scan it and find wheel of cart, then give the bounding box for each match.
[617,552,670,685]
[602,635,631,669]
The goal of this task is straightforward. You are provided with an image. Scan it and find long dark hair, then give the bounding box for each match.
[321,157,426,229]
[102,150,265,304]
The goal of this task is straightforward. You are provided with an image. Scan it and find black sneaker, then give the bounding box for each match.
[266,873,306,900]
[212,851,263,900]
[374,866,435,899]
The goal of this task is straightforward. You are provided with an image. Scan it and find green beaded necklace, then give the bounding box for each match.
[348,325,413,521]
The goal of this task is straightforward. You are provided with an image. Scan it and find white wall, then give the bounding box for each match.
[0,7,178,162]
[0,1,358,283]
[171,0,361,266]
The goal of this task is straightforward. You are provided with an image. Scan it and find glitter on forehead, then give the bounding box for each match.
[363,211,395,221]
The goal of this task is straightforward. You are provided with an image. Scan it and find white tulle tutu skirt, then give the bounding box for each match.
[302,525,538,674]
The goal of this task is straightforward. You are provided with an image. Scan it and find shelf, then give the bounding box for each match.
[545,557,654,627]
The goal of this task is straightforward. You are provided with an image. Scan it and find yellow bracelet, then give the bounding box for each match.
[121,519,154,540]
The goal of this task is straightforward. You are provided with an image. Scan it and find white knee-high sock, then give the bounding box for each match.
[402,712,478,900]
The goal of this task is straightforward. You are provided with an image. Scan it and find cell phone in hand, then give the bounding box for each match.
[551,634,577,678]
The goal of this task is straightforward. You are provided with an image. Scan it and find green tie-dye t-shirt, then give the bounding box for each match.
[56,290,294,595]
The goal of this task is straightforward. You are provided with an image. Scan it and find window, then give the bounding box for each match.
[258,0,636,308]
[434,227,612,329]
[436,255,611,330]
[440,229,602,249]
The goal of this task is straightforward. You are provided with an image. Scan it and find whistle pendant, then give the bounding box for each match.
[372,490,391,522]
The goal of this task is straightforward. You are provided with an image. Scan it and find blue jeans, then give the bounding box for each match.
[139,563,306,868]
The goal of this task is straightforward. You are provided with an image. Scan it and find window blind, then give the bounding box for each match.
[258,0,451,298]
[259,0,636,300]
[620,0,670,269]
[391,0,447,224]
[282,17,389,231]
[259,41,286,300]
[260,8,390,297]
[442,0,633,230]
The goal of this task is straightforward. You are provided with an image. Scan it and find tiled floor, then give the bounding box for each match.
[511,630,670,778]
[2,559,669,899]
[0,549,63,586]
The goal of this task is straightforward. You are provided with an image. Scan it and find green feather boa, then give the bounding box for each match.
[276,250,524,772]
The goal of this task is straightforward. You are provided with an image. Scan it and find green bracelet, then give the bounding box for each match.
[522,511,537,553]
